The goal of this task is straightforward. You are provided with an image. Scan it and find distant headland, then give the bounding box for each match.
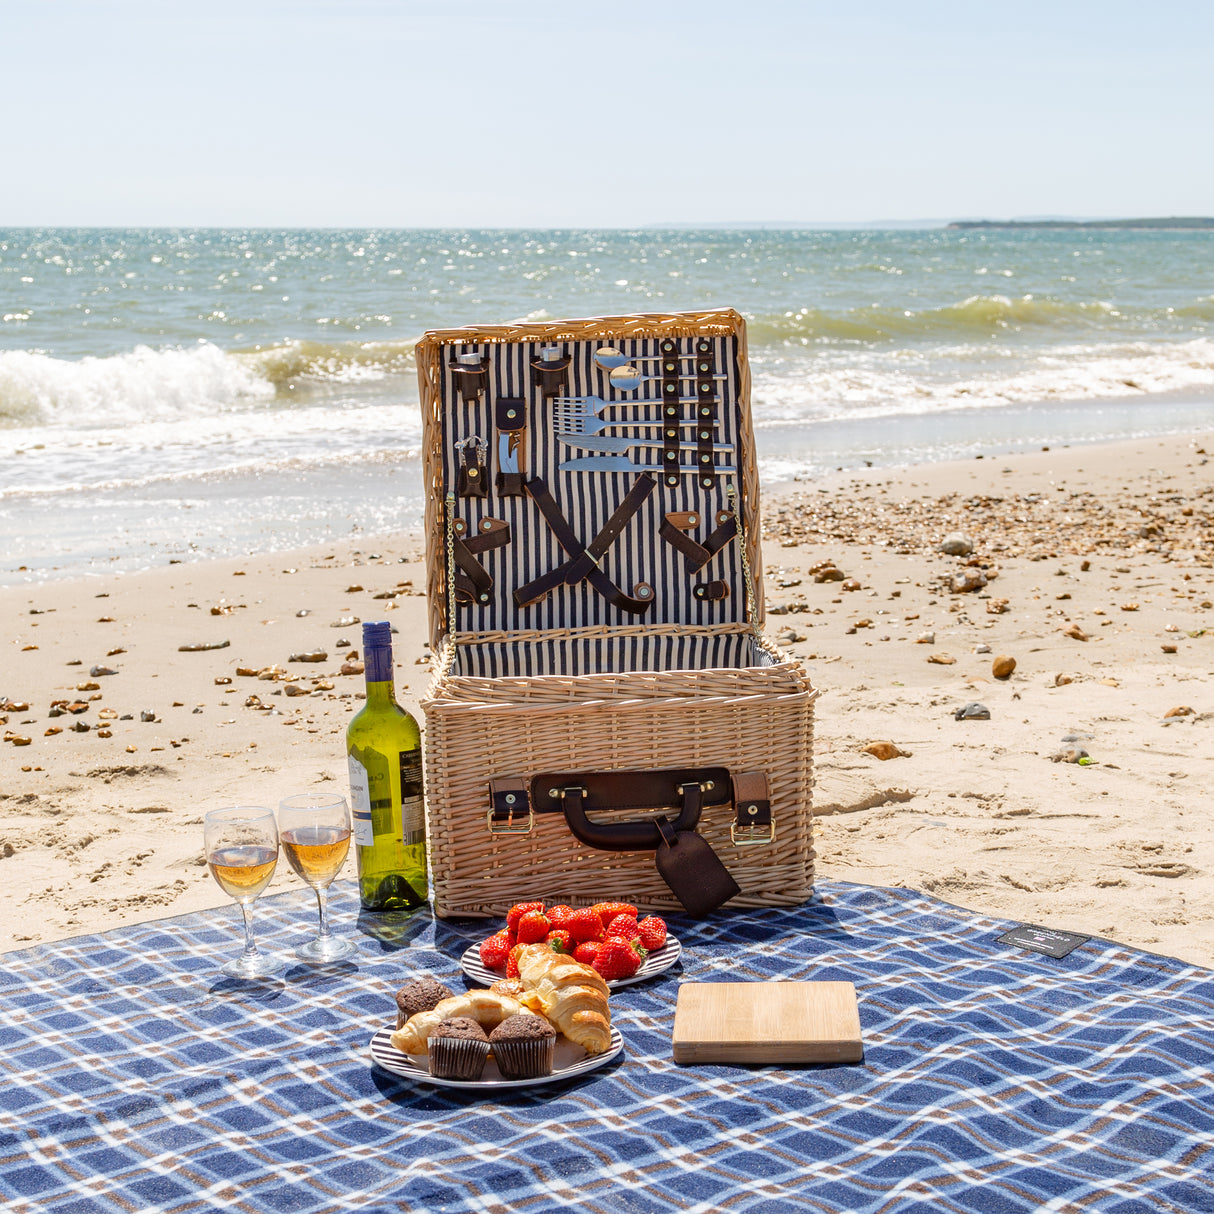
[948,217,1214,230]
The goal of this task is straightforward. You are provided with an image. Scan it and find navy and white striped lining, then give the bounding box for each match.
[438,333,748,653]
[453,631,771,679]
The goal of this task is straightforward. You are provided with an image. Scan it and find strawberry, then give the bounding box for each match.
[638,915,668,951]
[506,901,545,932]
[506,943,527,979]
[516,910,551,944]
[604,916,642,945]
[567,907,605,944]
[592,901,638,930]
[479,929,512,970]
[545,904,576,930]
[546,929,574,954]
[573,941,601,966]
[593,937,644,981]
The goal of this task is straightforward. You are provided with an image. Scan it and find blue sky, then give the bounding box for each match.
[4,0,1212,226]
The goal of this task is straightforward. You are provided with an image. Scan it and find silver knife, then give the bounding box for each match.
[558,456,738,475]
[556,432,734,455]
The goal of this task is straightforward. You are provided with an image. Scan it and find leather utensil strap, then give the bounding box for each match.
[530,354,571,399]
[514,474,657,613]
[452,517,510,607]
[659,511,739,573]
[693,340,718,490]
[495,397,527,496]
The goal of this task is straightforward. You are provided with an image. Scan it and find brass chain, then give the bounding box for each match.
[728,483,760,639]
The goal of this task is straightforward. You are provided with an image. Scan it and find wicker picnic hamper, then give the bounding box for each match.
[416,308,817,919]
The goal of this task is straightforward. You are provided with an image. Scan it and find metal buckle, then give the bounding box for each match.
[546,785,586,801]
[486,805,534,835]
[730,821,775,845]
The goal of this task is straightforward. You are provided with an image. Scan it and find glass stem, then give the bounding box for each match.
[239,901,261,961]
[314,885,332,941]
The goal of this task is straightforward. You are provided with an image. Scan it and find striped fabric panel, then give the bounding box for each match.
[454,631,768,679]
[439,333,747,637]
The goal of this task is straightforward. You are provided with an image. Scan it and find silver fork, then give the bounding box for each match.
[551,394,703,435]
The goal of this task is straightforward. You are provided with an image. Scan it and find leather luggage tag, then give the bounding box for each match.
[654,819,740,917]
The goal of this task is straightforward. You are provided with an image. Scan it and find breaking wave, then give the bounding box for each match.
[0,338,421,427]
[745,295,1196,344]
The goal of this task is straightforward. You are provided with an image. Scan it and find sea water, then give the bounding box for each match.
[2,227,1212,583]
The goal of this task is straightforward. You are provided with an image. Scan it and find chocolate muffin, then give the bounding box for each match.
[394,977,455,1029]
[488,1014,556,1080]
[428,1016,491,1081]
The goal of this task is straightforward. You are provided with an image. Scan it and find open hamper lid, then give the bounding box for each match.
[414,309,767,658]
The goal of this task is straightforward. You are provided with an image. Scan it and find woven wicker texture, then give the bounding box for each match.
[423,646,817,918]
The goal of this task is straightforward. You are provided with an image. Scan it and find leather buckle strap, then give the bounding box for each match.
[514,474,658,614]
[731,770,774,845]
[487,778,534,834]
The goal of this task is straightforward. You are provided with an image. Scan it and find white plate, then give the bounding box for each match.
[460,936,681,991]
[369,1025,624,1089]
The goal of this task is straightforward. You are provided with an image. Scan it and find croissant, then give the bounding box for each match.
[489,977,541,1009]
[390,990,523,1054]
[515,944,612,1056]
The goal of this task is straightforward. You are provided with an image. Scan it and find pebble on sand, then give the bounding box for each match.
[950,569,988,594]
[1164,706,1194,718]
[1061,624,1089,641]
[1051,748,1090,764]
[862,741,910,760]
[939,532,974,556]
[178,640,231,652]
[927,653,956,665]
[954,702,991,720]
[992,655,1017,679]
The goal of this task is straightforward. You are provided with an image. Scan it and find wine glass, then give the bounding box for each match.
[204,806,284,978]
[278,792,358,962]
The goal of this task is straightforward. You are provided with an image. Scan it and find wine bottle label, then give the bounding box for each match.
[348,754,374,846]
[400,749,425,845]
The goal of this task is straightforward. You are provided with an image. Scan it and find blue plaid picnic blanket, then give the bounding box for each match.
[2,879,1212,1214]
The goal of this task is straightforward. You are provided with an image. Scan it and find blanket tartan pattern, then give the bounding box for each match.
[1,880,1211,1214]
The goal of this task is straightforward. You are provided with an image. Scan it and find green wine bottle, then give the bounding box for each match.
[346,620,428,911]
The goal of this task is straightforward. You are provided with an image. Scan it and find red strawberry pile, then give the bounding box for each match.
[477,900,668,982]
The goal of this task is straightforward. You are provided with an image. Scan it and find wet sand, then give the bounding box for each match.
[2,431,1212,964]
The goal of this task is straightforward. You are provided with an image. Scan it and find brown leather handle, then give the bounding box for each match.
[530,767,731,851]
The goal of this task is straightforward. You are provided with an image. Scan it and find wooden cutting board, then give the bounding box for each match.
[672,981,863,1064]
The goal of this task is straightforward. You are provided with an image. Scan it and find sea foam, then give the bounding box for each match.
[0,342,275,427]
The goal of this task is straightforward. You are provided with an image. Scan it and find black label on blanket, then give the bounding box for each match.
[997,924,1091,959]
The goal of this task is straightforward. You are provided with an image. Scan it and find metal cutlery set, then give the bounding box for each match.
[442,332,740,617]
[448,337,732,488]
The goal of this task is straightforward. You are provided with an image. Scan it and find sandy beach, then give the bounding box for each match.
[2,430,1212,965]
